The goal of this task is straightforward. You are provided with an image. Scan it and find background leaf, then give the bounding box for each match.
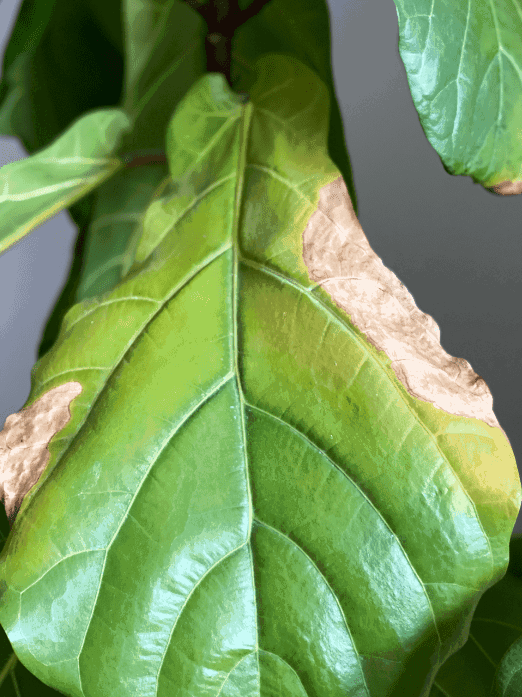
[393,0,522,194]
[0,0,124,155]
[428,535,522,696]
[0,108,131,257]
[0,53,519,697]
[119,0,207,153]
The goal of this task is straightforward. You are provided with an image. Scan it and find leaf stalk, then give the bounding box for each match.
[183,0,272,88]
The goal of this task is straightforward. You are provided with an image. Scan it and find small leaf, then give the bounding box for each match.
[0,53,519,697]
[393,0,522,193]
[0,109,131,257]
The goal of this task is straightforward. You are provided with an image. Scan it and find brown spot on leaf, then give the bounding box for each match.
[489,180,522,195]
[0,382,82,525]
[303,176,504,433]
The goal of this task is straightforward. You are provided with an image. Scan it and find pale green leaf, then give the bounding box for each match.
[0,109,131,258]
[393,0,522,194]
[0,54,520,697]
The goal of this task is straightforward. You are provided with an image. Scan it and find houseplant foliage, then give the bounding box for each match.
[393,0,522,196]
[0,1,521,696]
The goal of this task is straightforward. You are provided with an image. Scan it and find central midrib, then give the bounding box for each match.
[230,96,262,687]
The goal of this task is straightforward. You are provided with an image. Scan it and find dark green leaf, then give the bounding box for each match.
[0,0,124,155]
[118,0,208,154]
[428,535,522,696]
[0,54,519,697]
[393,0,522,195]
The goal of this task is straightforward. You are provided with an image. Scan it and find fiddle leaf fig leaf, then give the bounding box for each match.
[0,0,124,155]
[0,53,520,697]
[0,108,131,258]
[119,0,208,154]
[393,0,522,194]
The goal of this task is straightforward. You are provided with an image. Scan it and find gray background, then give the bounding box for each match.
[1,0,521,533]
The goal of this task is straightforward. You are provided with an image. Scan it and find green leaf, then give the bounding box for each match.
[0,0,124,155]
[493,635,522,697]
[74,162,170,302]
[0,53,520,697]
[393,0,522,194]
[118,0,208,153]
[427,535,522,696]
[0,108,131,258]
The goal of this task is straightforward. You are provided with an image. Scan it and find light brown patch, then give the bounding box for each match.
[303,176,503,432]
[0,382,82,525]
[489,180,522,195]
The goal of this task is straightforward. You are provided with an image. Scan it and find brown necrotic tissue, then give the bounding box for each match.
[302,176,507,437]
[0,382,82,525]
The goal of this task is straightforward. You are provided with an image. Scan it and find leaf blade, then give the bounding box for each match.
[0,109,131,258]
[393,0,522,193]
[0,54,519,697]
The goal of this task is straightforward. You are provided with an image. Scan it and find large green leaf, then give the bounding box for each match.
[0,53,519,696]
[0,108,131,258]
[0,0,124,155]
[427,535,522,696]
[393,0,522,195]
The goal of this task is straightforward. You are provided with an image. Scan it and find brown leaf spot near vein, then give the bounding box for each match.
[0,382,83,525]
[303,176,505,435]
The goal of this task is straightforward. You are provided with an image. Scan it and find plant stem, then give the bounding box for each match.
[184,0,272,88]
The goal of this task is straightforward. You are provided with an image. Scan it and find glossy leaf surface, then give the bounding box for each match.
[393,0,522,194]
[427,535,522,696]
[0,54,520,697]
[0,109,131,257]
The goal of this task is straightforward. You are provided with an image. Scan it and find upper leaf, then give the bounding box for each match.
[393,0,522,194]
[0,0,124,155]
[0,109,131,258]
[118,0,208,153]
[0,53,519,697]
